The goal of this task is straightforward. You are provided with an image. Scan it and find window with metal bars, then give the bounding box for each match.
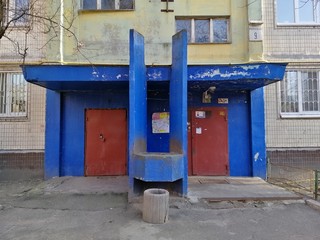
[280,70,320,117]
[0,72,27,117]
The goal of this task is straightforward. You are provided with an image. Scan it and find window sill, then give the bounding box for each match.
[0,115,28,122]
[280,113,320,119]
[188,42,231,45]
[78,9,134,14]
[277,23,320,28]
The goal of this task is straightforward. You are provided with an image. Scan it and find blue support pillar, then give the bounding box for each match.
[250,87,267,179]
[45,89,61,179]
[129,29,147,194]
[170,30,188,195]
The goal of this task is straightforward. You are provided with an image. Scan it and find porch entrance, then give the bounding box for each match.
[85,109,127,176]
[188,107,229,176]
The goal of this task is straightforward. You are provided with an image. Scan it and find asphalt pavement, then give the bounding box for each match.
[0,177,320,240]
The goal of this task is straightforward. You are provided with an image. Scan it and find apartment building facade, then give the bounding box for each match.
[263,0,320,166]
[0,0,46,179]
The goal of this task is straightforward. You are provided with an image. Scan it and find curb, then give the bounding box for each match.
[305,199,320,211]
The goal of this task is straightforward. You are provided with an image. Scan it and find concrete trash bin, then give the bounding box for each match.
[142,188,169,224]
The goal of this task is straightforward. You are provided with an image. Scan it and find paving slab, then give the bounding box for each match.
[188,177,302,202]
[40,176,129,194]
[30,176,301,203]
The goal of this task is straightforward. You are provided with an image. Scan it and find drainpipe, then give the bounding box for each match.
[60,0,64,63]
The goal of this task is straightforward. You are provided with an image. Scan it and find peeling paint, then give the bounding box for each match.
[147,71,163,80]
[254,152,261,162]
[189,69,251,80]
[239,65,260,71]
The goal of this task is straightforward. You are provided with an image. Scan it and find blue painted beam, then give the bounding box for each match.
[250,87,267,179]
[44,90,61,179]
[23,64,286,82]
[128,29,147,194]
[188,64,286,81]
[170,30,188,195]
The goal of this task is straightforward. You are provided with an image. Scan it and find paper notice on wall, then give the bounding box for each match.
[195,111,206,118]
[152,112,169,133]
[196,127,202,134]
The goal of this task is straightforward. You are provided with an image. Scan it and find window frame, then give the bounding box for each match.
[279,69,320,118]
[176,17,231,44]
[276,0,320,26]
[80,0,135,11]
[2,0,30,27]
[0,72,28,119]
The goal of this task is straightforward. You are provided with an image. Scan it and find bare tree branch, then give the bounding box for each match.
[0,0,87,63]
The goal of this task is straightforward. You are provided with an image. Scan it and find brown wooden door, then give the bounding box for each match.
[85,109,127,176]
[190,107,229,176]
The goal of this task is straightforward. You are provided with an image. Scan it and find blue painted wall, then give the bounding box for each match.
[146,89,252,177]
[45,90,61,179]
[189,90,252,176]
[146,97,170,152]
[60,91,129,176]
[250,87,266,179]
[170,30,188,194]
[46,83,252,178]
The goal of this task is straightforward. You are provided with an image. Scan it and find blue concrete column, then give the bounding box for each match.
[44,89,61,179]
[129,29,147,191]
[250,87,266,179]
[170,30,188,195]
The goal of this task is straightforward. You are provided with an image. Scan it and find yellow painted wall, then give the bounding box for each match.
[46,0,263,65]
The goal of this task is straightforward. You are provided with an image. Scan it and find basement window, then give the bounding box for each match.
[176,17,230,44]
[81,0,134,10]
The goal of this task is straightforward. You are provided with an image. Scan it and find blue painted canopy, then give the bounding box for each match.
[22,63,286,92]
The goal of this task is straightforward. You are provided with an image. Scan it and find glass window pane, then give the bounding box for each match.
[0,73,7,114]
[10,74,26,113]
[195,19,210,43]
[277,0,294,23]
[120,0,134,9]
[102,0,115,9]
[281,71,299,112]
[83,0,97,9]
[301,71,319,112]
[15,0,29,23]
[299,0,314,22]
[176,19,191,43]
[213,19,228,43]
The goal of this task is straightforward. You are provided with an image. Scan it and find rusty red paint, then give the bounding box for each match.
[85,109,127,176]
[190,107,229,176]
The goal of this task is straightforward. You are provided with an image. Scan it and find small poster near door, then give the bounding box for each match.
[152,112,170,133]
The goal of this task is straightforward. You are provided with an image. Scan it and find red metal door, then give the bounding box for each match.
[191,107,229,176]
[85,109,127,176]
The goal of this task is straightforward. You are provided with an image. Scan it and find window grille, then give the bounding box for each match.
[280,70,320,117]
[0,72,28,117]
